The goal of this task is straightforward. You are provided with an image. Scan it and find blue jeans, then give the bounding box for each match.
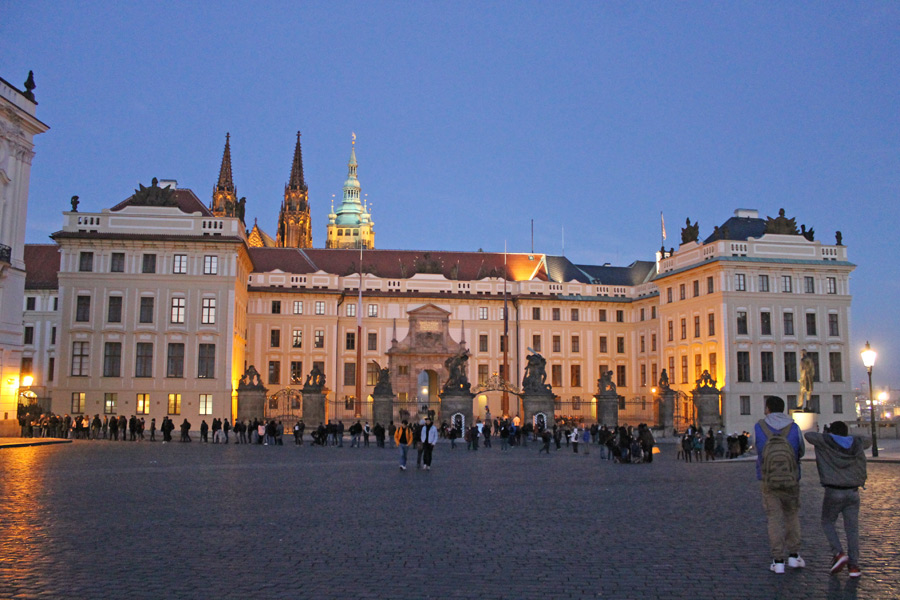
[399,444,409,467]
[822,487,860,564]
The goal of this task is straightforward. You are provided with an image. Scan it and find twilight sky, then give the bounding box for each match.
[2,2,898,390]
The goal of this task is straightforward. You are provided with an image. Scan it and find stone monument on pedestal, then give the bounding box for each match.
[594,369,619,427]
[236,365,267,421]
[438,346,474,431]
[301,364,327,427]
[656,369,675,433]
[521,352,554,429]
[691,370,721,430]
[371,363,395,428]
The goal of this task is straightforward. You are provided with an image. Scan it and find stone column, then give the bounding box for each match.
[594,392,619,427]
[523,393,555,429]
[692,389,722,431]
[237,390,266,422]
[372,393,395,428]
[302,392,326,428]
[439,391,474,431]
[657,389,675,434]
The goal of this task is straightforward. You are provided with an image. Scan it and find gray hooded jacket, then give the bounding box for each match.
[804,431,870,489]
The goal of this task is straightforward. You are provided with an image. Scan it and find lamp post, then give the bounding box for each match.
[860,342,878,457]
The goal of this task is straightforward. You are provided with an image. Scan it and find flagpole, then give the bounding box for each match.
[502,241,509,417]
[355,242,363,417]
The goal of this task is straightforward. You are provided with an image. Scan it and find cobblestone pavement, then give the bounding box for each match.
[1,440,897,600]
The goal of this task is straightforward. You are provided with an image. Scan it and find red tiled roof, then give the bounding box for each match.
[24,244,60,289]
[109,188,213,216]
[248,248,548,281]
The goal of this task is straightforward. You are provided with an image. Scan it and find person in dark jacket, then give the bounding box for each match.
[804,421,871,578]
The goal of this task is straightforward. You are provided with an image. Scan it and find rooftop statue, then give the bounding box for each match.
[681,217,699,244]
[70,195,79,212]
[765,208,799,235]
[131,178,177,207]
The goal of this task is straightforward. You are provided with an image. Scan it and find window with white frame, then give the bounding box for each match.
[478,307,488,320]
[203,255,218,275]
[201,298,216,324]
[199,394,213,415]
[346,303,356,317]
[293,301,303,314]
[368,304,378,317]
[173,254,188,274]
[315,301,325,315]
[170,297,185,323]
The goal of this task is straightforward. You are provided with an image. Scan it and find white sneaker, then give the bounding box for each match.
[788,555,806,569]
[770,561,785,574]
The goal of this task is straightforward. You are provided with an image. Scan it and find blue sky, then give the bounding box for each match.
[2,2,898,390]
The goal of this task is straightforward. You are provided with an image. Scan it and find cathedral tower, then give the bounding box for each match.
[326,133,374,249]
[277,132,312,248]
[210,133,244,222]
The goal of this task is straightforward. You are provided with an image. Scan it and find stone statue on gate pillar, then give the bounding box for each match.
[522,352,554,428]
[594,370,619,427]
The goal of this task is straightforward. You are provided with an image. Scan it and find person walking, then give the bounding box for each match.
[395,419,414,470]
[755,395,805,574]
[804,421,870,577]
[421,416,438,470]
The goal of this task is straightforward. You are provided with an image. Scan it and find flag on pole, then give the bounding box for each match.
[661,212,667,241]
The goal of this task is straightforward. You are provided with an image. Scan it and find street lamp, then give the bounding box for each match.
[860,342,878,457]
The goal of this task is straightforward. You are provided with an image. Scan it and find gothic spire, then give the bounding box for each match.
[216,132,234,193]
[288,131,307,191]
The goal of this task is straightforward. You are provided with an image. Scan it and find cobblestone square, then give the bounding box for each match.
[1,440,898,599]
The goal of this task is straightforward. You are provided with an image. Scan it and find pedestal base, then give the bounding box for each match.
[594,393,619,427]
[236,390,266,422]
[790,410,818,434]
[302,392,326,427]
[372,394,394,428]
[523,394,555,430]
[440,392,474,432]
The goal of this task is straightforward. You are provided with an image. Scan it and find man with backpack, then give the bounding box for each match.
[804,421,870,578]
[755,395,806,574]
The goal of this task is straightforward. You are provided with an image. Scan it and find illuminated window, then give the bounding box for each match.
[136,394,150,415]
[104,393,117,414]
[167,393,181,415]
[199,394,213,415]
[71,392,85,414]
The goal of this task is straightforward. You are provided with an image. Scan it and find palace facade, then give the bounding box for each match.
[0,72,48,434]
[17,136,855,435]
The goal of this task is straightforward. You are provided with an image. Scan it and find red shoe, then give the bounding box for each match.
[848,564,861,578]
[830,552,848,574]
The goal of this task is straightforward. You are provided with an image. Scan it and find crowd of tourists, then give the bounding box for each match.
[676,426,753,462]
